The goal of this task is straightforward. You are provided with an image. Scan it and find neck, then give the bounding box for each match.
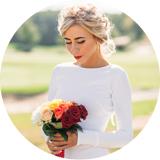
[79,52,110,68]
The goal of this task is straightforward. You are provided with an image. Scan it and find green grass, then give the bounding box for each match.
[109,52,160,90]
[132,99,157,117]
[1,44,160,95]
[106,99,156,132]
[1,45,73,94]
[9,113,49,152]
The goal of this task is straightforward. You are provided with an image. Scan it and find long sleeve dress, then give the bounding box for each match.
[47,62,133,159]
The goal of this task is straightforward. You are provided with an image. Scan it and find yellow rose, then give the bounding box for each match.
[48,99,64,111]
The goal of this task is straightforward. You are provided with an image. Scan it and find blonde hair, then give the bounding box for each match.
[58,4,115,55]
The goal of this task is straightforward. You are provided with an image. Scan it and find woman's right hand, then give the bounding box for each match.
[46,131,78,155]
[46,133,67,155]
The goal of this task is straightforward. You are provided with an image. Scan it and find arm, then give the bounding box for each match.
[77,70,133,148]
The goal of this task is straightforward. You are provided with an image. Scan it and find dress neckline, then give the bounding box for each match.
[71,62,112,70]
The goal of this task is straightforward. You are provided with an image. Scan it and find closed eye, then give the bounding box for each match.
[65,40,85,44]
[65,41,72,44]
[77,40,85,44]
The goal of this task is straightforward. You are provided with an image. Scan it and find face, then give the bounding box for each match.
[63,24,99,65]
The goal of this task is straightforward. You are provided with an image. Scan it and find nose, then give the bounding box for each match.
[70,44,80,55]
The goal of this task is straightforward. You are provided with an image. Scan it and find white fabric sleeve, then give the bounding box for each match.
[77,70,133,148]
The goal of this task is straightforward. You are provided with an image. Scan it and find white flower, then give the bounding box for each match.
[32,105,42,125]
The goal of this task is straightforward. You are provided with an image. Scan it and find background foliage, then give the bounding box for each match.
[10,10,144,52]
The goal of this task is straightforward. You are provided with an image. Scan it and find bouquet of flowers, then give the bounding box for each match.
[32,99,88,158]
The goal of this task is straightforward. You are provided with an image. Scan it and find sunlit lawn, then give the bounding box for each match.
[1,45,73,95]
[109,51,160,90]
[1,44,160,95]
[9,113,49,152]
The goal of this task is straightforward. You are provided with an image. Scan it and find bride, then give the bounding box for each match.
[44,4,133,159]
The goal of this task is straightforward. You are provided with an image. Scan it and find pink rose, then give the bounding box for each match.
[41,108,53,122]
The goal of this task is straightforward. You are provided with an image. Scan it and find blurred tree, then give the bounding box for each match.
[109,13,144,40]
[32,11,60,45]
[11,10,61,51]
[12,19,41,52]
[10,11,145,52]
[108,13,144,50]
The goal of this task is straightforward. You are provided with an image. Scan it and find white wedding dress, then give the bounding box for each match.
[45,62,133,159]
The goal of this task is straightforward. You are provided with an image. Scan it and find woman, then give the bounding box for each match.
[46,4,133,159]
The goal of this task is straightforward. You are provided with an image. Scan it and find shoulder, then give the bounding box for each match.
[54,62,74,70]
[51,62,75,75]
[110,64,129,79]
[52,62,69,70]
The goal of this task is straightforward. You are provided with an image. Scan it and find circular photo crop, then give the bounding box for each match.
[1,2,160,159]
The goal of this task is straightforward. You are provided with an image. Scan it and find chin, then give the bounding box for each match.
[77,58,89,66]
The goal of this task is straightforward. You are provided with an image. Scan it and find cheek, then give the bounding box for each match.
[66,45,72,53]
[82,41,97,54]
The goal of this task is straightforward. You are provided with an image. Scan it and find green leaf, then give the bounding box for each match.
[51,115,57,122]
[74,124,83,132]
[60,131,68,141]
[42,123,56,137]
[51,122,62,129]
[69,124,83,132]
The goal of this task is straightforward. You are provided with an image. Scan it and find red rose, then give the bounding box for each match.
[78,105,88,120]
[61,113,73,128]
[68,105,81,122]
[61,106,81,128]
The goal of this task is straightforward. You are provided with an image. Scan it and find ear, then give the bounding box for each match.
[94,36,103,44]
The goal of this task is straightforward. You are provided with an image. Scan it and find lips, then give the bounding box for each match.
[74,56,82,60]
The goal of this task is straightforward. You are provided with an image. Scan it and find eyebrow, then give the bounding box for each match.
[64,37,85,40]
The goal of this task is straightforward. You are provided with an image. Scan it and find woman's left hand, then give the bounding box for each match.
[47,131,78,154]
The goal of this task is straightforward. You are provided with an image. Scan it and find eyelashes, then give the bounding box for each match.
[65,42,72,44]
[65,40,85,44]
[77,40,85,44]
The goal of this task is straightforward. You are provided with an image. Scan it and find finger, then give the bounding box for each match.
[66,131,72,136]
[52,137,65,141]
[52,141,68,146]
[47,139,54,146]
[51,150,62,155]
[47,140,68,151]
[67,131,77,137]
[56,144,68,150]
[47,143,55,150]
[47,140,57,149]
[54,133,62,137]
[47,138,65,145]
[50,144,68,151]
[48,134,62,141]
[47,145,60,151]
[51,144,68,151]
[48,138,64,143]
